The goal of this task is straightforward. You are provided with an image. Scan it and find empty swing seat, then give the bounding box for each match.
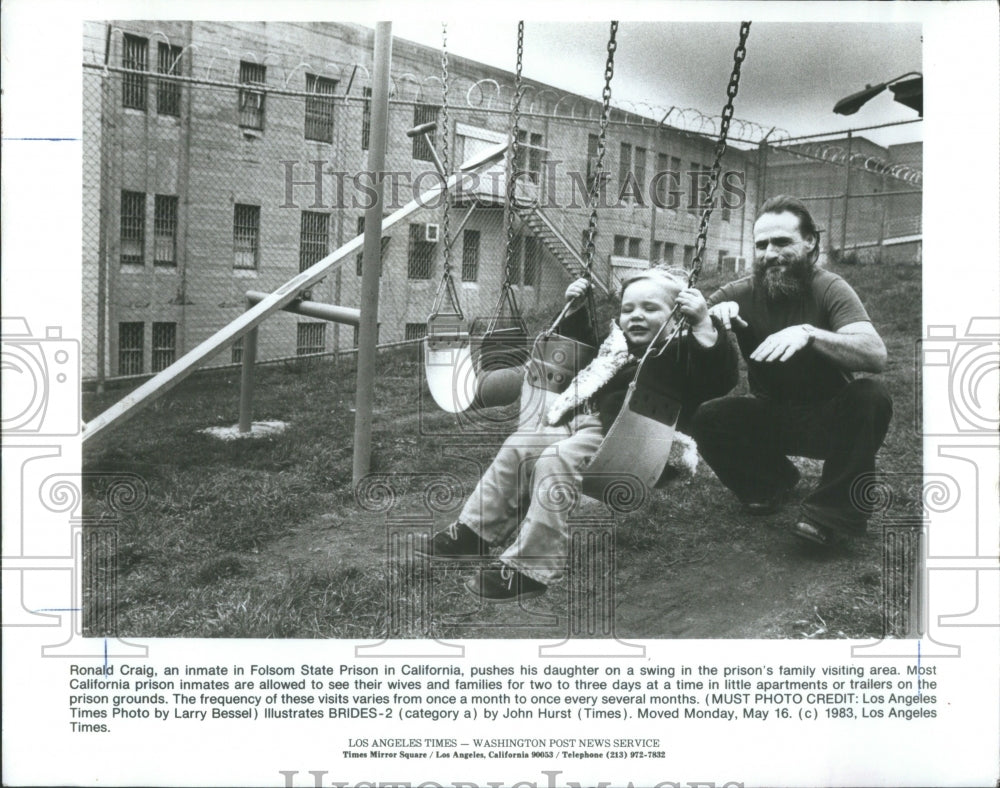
[424,314,478,414]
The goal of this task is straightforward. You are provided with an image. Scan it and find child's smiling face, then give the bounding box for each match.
[618,278,677,347]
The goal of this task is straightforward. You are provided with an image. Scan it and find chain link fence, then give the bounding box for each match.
[760,133,922,266]
[82,22,774,391]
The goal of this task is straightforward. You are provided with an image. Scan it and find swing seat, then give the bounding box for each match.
[517,333,597,430]
[470,318,529,373]
[581,375,682,503]
[424,314,477,414]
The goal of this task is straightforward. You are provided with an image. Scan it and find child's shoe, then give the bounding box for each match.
[466,566,547,602]
[413,521,489,560]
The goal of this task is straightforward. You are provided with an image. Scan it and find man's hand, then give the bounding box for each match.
[750,324,814,363]
[708,301,748,331]
[564,278,590,312]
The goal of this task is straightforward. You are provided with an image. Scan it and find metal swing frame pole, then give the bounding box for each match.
[353,22,393,486]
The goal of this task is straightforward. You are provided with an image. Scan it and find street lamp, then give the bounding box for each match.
[833,71,923,116]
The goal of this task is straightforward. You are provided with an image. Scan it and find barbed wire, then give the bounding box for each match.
[772,142,923,186]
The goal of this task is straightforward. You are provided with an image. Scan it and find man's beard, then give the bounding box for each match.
[753,253,815,300]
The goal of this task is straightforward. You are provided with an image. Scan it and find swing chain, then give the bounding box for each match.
[439,22,453,280]
[582,20,618,277]
[688,20,750,288]
[501,21,525,295]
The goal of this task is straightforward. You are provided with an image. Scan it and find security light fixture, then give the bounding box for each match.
[833,72,923,117]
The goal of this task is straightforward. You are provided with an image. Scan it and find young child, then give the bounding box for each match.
[416,266,737,602]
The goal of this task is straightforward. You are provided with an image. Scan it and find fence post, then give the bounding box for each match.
[353,22,393,486]
[238,302,258,433]
[840,130,853,253]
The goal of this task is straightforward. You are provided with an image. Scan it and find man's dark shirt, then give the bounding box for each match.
[707,268,871,403]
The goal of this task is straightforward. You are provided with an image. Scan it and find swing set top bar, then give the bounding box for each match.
[82,141,507,444]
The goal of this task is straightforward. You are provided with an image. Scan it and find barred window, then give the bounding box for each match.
[297,322,326,355]
[122,34,147,110]
[655,152,670,207]
[411,103,440,161]
[239,61,266,130]
[233,204,260,270]
[634,147,647,196]
[118,322,144,375]
[151,322,176,372]
[153,195,178,266]
[232,337,243,364]
[299,211,329,272]
[717,250,729,270]
[120,190,145,265]
[355,216,388,276]
[664,243,676,265]
[651,240,663,263]
[407,224,434,279]
[361,87,372,151]
[613,235,641,258]
[629,237,641,258]
[405,323,426,341]
[156,42,182,117]
[613,235,626,256]
[305,74,336,143]
[618,142,632,192]
[523,236,541,287]
[683,244,695,267]
[461,229,480,281]
[516,130,545,184]
[670,156,682,210]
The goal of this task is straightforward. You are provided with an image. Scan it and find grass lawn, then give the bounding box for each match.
[82,261,921,639]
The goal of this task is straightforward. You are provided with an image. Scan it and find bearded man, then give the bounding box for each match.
[691,195,892,546]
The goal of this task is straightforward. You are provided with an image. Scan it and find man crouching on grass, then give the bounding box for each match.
[415,266,737,602]
[692,195,892,547]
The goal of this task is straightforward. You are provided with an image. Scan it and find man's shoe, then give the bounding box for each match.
[413,522,489,560]
[466,566,547,602]
[741,469,801,515]
[791,521,832,547]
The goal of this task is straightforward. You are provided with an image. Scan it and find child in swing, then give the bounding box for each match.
[416,266,737,602]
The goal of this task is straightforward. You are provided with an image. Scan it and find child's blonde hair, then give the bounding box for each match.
[619,265,689,302]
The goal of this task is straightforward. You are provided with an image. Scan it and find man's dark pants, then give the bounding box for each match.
[691,378,893,536]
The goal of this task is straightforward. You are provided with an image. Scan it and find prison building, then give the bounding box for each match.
[83,20,772,382]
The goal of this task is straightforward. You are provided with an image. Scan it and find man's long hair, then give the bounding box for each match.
[758,195,822,264]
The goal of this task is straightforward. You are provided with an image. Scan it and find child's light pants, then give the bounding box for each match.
[458,413,604,584]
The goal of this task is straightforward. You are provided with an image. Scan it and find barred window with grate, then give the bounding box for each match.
[613,234,626,257]
[405,323,426,341]
[156,42,182,116]
[122,34,148,110]
[120,190,145,265]
[297,322,326,355]
[523,236,541,287]
[239,61,266,130]
[411,104,440,161]
[655,152,670,207]
[151,322,177,372]
[407,223,434,279]
[516,130,545,184]
[299,211,329,271]
[629,237,641,258]
[153,195,178,266]
[634,146,647,199]
[461,229,480,281]
[118,322,144,375]
[361,87,372,150]
[304,74,336,143]
[233,204,260,270]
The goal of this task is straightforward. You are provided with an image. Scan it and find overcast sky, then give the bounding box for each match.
[392,20,922,148]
